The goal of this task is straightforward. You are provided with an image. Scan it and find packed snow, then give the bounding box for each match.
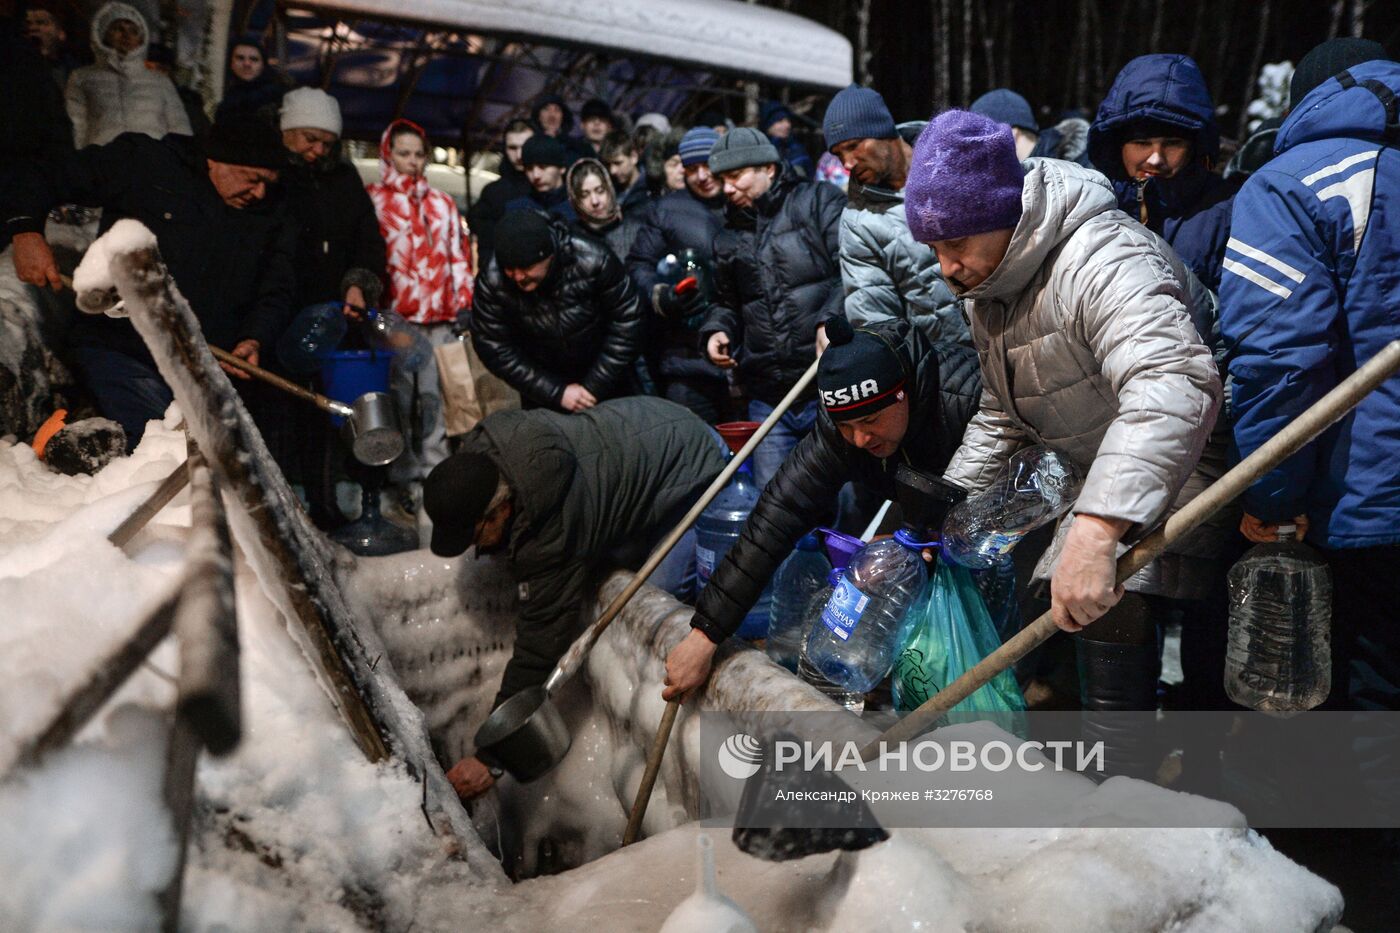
[0,414,1345,931]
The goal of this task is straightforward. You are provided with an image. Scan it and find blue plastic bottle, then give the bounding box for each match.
[766,532,830,671]
[277,302,348,375]
[695,459,771,639]
[802,466,967,696]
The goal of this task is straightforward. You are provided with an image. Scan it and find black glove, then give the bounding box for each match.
[653,278,708,318]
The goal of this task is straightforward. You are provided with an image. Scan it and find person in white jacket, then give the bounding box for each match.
[907,109,1224,779]
[64,1,191,149]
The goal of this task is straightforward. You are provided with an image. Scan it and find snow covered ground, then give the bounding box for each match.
[0,414,1347,931]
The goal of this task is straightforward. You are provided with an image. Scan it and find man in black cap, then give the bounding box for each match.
[505,134,576,223]
[422,396,726,799]
[579,97,616,156]
[664,315,981,700]
[4,112,297,448]
[472,210,643,412]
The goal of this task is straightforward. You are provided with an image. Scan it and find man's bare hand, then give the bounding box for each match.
[1241,512,1309,544]
[13,232,62,291]
[219,339,261,380]
[446,755,497,800]
[815,323,829,356]
[560,383,597,412]
[343,284,366,319]
[707,331,735,368]
[1050,514,1130,633]
[664,628,718,702]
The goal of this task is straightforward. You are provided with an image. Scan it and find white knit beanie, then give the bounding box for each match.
[280,88,342,136]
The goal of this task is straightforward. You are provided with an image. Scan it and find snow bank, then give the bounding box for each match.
[0,413,1345,932]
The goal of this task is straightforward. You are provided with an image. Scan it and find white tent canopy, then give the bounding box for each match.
[288,0,854,89]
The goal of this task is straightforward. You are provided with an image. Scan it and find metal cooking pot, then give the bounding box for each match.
[473,686,572,782]
[341,391,404,466]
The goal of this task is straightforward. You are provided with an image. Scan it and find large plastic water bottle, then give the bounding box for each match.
[1225,525,1332,712]
[941,445,1084,570]
[277,302,348,375]
[766,532,830,672]
[801,466,966,696]
[696,424,771,638]
[797,568,866,712]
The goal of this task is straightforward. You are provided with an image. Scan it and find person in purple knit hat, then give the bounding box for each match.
[910,109,1229,780]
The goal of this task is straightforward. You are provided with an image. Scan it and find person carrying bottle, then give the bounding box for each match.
[420,396,726,800]
[905,110,1225,778]
[367,118,474,493]
[1219,42,1400,712]
[663,315,981,701]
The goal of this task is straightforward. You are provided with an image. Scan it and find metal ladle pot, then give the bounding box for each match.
[209,347,404,466]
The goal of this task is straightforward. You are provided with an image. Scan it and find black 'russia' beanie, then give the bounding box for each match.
[817,317,907,421]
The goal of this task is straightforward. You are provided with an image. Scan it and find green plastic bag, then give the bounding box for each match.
[892,558,1026,718]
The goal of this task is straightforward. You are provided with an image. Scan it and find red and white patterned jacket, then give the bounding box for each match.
[366,119,473,324]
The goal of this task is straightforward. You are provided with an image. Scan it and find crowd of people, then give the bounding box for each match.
[1,1,1396,820]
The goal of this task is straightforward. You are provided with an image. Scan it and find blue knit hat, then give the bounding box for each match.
[823,84,898,150]
[678,127,720,167]
[970,89,1038,133]
[906,110,1024,243]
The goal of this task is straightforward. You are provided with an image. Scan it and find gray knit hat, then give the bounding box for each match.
[707,127,780,174]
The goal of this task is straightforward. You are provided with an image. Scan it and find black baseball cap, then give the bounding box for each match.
[423,451,500,557]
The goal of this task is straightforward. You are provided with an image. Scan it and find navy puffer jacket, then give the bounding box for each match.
[1089,53,1240,291]
[700,168,846,405]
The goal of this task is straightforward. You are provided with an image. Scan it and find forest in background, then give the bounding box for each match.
[775,0,1399,141]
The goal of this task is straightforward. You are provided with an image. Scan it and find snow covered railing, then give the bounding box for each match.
[100,220,486,861]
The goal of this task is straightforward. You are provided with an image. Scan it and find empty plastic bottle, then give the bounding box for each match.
[277,302,348,375]
[801,466,965,696]
[766,532,830,672]
[1225,525,1332,713]
[695,433,771,639]
[361,308,432,372]
[941,445,1084,570]
[797,568,866,712]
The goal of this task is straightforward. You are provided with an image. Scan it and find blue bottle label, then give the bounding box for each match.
[822,577,869,642]
[983,531,1023,558]
[696,545,717,582]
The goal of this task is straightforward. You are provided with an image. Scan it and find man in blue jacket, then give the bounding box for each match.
[1089,53,1240,291]
[1219,42,1399,711]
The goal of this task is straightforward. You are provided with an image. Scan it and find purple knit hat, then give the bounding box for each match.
[906,110,1025,242]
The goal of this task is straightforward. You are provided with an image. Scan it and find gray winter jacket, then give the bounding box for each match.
[65,2,191,149]
[945,159,1227,598]
[841,121,969,345]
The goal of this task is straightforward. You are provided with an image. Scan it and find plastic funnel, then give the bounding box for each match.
[715,421,760,455]
[817,526,863,571]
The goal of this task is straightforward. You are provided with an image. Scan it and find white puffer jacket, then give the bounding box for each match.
[64,2,191,149]
[945,158,1228,599]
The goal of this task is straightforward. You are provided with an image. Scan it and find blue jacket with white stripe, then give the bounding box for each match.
[1219,59,1400,549]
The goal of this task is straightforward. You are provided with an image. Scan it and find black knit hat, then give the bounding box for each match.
[817,317,907,421]
[205,112,287,170]
[581,98,615,123]
[424,451,501,557]
[521,134,569,168]
[494,210,556,270]
[1290,38,1388,108]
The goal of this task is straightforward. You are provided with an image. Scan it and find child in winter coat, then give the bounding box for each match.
[65,2,191,148]
[366,119,474,494]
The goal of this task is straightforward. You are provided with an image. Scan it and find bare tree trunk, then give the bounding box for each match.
[1212,0,1238,98]
[1149,0,1166,52]
[961,0,973,103]
[976,1,996,93]
[1329,0,1346,39]
[935,0,952,110]
[1238,0,1272,139]
[1187,0,1207,60]
[1353,0,1368,37]
[1074,0,1091,110]
[854,0,873,86]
